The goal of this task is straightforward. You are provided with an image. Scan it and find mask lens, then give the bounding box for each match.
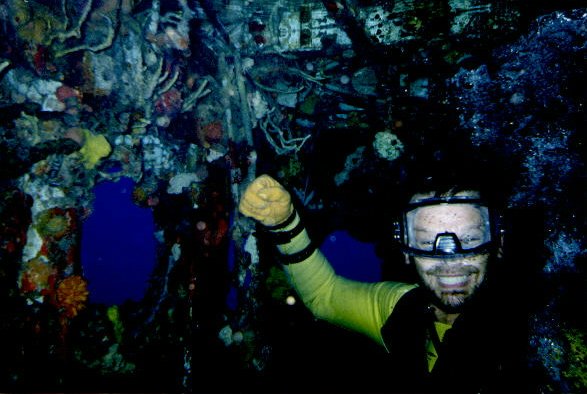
[403,203,492,255]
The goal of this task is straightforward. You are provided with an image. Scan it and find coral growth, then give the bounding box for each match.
[155,87,183,115]
[35,207,75,240]
[56,275,88,318]
[197,121,224,148]
[373,131,404,161]
[20,257,56,293]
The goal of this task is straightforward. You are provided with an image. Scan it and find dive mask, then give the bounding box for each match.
[394,196,499,259]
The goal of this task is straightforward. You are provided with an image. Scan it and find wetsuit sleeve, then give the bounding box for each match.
[271,211,416,348]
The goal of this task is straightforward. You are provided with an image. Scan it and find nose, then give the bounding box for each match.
[433,232,462,255]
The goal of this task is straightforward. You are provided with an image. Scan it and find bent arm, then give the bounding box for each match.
[238,174,415,347]
[273,211,415,347]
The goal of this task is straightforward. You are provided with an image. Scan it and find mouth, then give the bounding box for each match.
[435,275,471,289]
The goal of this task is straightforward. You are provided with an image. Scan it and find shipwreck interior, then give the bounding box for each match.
[0,1,586,392]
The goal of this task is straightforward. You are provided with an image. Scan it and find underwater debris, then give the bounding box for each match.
[259,107,311,155]
[181,78,212,113]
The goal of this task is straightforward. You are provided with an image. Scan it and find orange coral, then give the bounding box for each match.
[56,275,89,318]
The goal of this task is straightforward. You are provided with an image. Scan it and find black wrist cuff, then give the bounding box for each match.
[263,209,296,231]
[279,242,316,265]
[266,219,305,245]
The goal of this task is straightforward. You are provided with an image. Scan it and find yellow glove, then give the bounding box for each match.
[239,174,294,227]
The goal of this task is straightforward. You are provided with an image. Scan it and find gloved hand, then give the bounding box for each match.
[239,174,294,227]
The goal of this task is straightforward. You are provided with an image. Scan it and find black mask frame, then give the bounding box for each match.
[393,196,502,259]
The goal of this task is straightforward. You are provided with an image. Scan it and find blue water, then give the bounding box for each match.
[321,230,382,282]
[81,177,156,305]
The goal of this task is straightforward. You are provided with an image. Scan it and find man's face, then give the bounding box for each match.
[406,192,490,310]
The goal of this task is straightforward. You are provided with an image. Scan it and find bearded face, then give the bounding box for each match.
[403,192,492,311]
[412,254,489,310]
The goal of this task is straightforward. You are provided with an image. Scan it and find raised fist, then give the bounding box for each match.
[239,174,294,227]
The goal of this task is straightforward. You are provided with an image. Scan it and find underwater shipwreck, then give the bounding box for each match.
[0,0,586,392]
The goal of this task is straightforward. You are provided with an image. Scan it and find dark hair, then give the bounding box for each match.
[397,153,511,210]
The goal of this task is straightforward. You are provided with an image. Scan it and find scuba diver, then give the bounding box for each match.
[239,173,536,393]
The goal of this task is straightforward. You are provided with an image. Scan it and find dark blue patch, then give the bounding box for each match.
[103,161,123,174]
[81,177,156,305]
[321,230,382,282]
[226,286,238,311]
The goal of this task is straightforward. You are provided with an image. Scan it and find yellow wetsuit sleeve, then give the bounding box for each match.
[273,212,416,348]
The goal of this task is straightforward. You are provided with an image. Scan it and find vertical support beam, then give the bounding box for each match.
[218,47,269,372]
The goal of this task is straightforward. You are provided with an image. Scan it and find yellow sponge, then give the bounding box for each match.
[79,129,112,169]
